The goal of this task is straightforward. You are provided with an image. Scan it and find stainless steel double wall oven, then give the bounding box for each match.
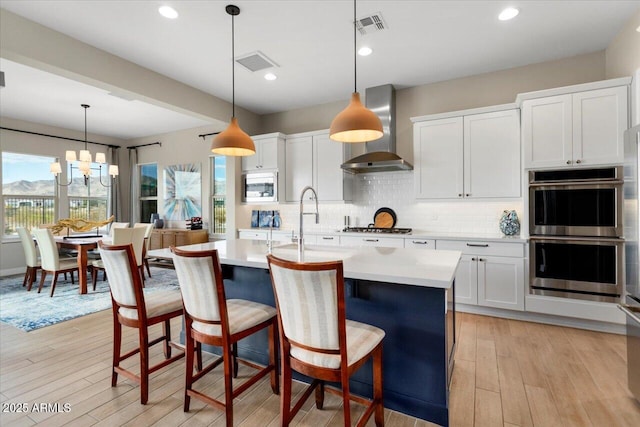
[528,166,624,302]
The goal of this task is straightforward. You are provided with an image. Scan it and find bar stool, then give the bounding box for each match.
[267,254,385,427]
[171,247,279,427]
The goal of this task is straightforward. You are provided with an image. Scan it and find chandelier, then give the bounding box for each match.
[50,104,119,187]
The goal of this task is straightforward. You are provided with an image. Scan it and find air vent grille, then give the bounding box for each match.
[235,51,278,72]
[356,12,387,35]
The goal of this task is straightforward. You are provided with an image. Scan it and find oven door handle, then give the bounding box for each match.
[529,179,624,187]
[529,235,624,243]
[618,304,640,325]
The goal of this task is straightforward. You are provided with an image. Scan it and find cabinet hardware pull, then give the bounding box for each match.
[364,239,379,242]
[458,194,462,197]
[566,160,572,164]
[466,243,489,247]
[412,240,428,244]
[322,237,334,240]
[576,159,582,164]
[471,257,477,261]
[478,258,485,262]
[465,193,470,197]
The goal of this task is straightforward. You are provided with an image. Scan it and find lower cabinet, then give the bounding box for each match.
[238,230,295,242]
[149,229,209,250]
[436,240,525,311]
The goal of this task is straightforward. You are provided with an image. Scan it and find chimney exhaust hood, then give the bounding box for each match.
[340,84,413,174]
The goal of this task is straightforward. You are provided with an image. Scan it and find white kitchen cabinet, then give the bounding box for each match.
[238,229,294,242]
[242,133,285,172]
[285,130,352,202]
[436,239,525,311]
[341,235,404,248]
[521,85,628,169]
[412,106,520,199]
[238,230,267,240]
[404,238,436,249]
[315,234,341,246]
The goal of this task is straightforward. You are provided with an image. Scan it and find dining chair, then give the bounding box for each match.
[133,223,154,278]
[171,247,279,426]
[31,228,80,297]
[110,222,130,237]
[91,227,146,290]
[98,240,185,404]
[17,227,41,290]
[267,254,385,427]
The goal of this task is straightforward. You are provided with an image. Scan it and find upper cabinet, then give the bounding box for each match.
[285,130,352,202]
[412,105,521,199]
[242,133,285,172]
[519,80,629,169]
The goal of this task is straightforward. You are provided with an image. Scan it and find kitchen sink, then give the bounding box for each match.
[271,243,355,262]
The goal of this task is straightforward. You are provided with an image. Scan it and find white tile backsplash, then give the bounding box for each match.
[255,171,523,235]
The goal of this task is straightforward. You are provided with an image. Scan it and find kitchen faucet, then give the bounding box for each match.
[298,186,319,261]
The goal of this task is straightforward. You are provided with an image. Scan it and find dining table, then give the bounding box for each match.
[54,236,111,294]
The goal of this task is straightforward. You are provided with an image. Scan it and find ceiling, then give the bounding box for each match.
[1,0,638,140]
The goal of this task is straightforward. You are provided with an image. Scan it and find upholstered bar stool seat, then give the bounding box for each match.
[118,290,184,321]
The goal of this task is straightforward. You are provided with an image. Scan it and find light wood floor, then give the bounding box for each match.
[1,310,639,426]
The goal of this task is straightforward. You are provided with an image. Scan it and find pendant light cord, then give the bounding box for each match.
[353,0,357,93]
[83,104,89,151]
[231,12,235,118]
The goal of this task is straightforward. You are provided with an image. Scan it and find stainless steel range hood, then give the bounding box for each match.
[340,84,413,174]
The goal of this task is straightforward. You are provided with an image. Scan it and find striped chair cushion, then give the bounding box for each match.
[290,319,385,369]
[172,254,221,322]
[100,247,137,307]
[191,299,276,337]
[270,265,340,351]
[119,289,183,321]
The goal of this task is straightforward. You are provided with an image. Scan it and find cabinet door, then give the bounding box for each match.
[242,142,261,171]
[314,132,346,201]
[340,235,404,248]
[573,86,628,166]
[238,230,267,240]
[477,256,524,311]
[161,232,176,249]
[414,117,463,199]
[464,110,520,198]
[316,235,340,246]
[260,138,280,170]
[149,231,162,250]
[175,231,190,247]
[454,255,478,305]
[285,136,313,202]
[522,95,572,168]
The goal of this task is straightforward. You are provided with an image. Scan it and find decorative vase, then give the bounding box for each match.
[499,210,520,236]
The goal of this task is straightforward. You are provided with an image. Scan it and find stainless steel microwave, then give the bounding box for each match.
[242,172,277,203]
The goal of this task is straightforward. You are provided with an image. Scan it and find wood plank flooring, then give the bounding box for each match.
[1,310,639,426]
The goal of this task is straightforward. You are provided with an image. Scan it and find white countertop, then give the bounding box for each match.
[237,228,528,243]
[148,239,461,289]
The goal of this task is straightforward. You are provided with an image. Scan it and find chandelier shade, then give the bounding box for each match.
[50,104,119,187]
[329,0,383,143]
[211,4,256,156]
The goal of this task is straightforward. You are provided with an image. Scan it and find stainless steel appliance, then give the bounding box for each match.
[529,167,623,238]
[343,227,412,234]
[241,171,277,203]
[530,236,623,301]
[620,124,640,402]
[528,166,625,302]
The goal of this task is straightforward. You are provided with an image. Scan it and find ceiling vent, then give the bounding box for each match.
[235,51,278,73]
[356,12,387,35]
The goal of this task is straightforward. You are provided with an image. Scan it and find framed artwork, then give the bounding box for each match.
[164,163,201,220]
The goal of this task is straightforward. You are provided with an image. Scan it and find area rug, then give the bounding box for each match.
[0,267,179,332]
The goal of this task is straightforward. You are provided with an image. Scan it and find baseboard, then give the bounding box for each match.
[1,267,25,277]
[457,303,626,335]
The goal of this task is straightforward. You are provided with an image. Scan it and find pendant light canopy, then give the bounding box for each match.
[329,0,383,143]
[211,4,256,156]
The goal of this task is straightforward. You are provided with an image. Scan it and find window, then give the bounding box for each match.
[139,163,158,223]
[67,162,109,223]
[211,156,226,234]
[2,152,56,236]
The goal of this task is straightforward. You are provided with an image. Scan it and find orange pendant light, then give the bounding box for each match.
[329,0,383,143]
[211,5,256,156]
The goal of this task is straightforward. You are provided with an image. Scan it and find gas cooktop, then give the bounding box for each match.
[342,227,412,234]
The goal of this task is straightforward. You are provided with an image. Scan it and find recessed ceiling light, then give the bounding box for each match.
[358,46,373,56]
[159,6,179,19]
[636,25,640,32]
[264,73,277,81]
[498,7,519,21]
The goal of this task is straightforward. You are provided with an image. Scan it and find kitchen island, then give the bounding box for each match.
[148,239,461,426]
